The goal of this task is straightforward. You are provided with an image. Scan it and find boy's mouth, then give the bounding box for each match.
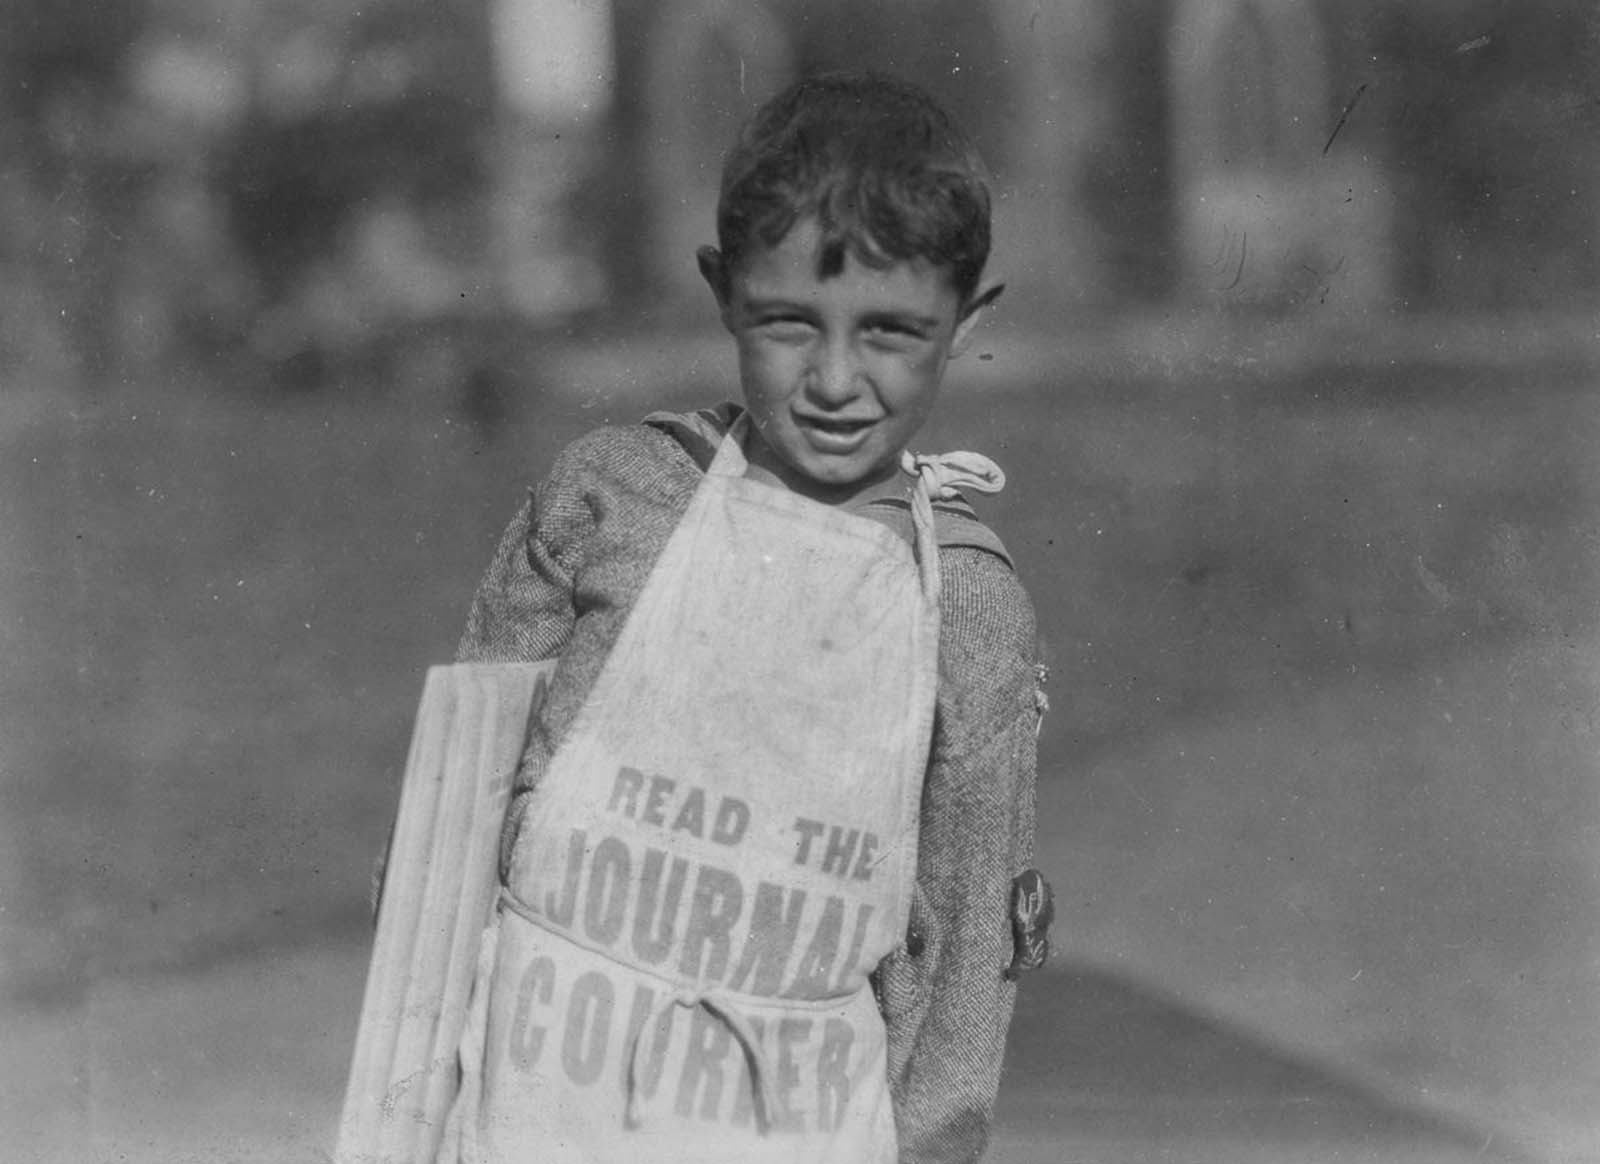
[795,412,876,453]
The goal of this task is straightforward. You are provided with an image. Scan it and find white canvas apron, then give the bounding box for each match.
[442,426,981,1164]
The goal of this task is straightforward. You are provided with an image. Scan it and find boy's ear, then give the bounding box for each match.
[950,282,1005,357]
[697,246,733,319]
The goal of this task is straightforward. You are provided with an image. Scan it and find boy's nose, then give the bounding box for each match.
[807,340,862,403]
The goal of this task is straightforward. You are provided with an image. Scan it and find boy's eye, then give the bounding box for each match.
[865,321,927,347]
[757,316,816,340]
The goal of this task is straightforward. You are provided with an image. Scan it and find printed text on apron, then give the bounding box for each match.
[443,423,951,1164]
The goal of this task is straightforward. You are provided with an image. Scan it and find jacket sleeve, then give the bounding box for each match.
[454,440,608,874]
[455,445,598,665]
[369,453,593,920]
[874,548,1041,1164]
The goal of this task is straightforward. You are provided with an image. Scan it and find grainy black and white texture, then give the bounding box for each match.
[457,408,1040,1164]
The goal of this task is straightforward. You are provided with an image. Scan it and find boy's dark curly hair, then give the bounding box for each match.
[715,72,993,303]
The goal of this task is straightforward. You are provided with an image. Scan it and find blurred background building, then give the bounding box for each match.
[5,0,1596,386]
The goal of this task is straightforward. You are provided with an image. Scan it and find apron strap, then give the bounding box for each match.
[623,988,782,1135]
[900,449,1007,605]
[497,888,783,1134]
[438,913,502,1163]
[706,415,755,478]
[900,450,1007,501]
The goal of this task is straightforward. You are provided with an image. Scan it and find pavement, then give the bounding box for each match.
[3,931,1525,1164]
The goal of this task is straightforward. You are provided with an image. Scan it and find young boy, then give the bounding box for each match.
[447,72,1046,1164]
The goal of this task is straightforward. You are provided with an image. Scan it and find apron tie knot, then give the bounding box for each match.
[899,449,1006,603]
[624,988,782,1135]
[900,449,1007,502]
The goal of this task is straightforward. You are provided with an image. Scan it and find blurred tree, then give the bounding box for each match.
[212,0,498,365]
[1079,0,1178,301]
[1076,0,1599,310]
[1,0,147,167]
[1356,0,1600,307]
[0,0,157,378]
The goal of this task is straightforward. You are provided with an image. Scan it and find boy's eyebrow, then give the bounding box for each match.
[738,294,814,316]
[740,295,943,331]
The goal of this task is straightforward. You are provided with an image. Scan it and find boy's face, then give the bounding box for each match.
[701,219,994,505]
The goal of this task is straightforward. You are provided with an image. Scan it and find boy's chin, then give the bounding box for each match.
[745,425,903,502]
[782,455,904,503]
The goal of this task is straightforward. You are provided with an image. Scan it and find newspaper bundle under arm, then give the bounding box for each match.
[336,661,554,1164]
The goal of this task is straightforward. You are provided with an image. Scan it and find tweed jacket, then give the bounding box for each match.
[456,404,1041,1164]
